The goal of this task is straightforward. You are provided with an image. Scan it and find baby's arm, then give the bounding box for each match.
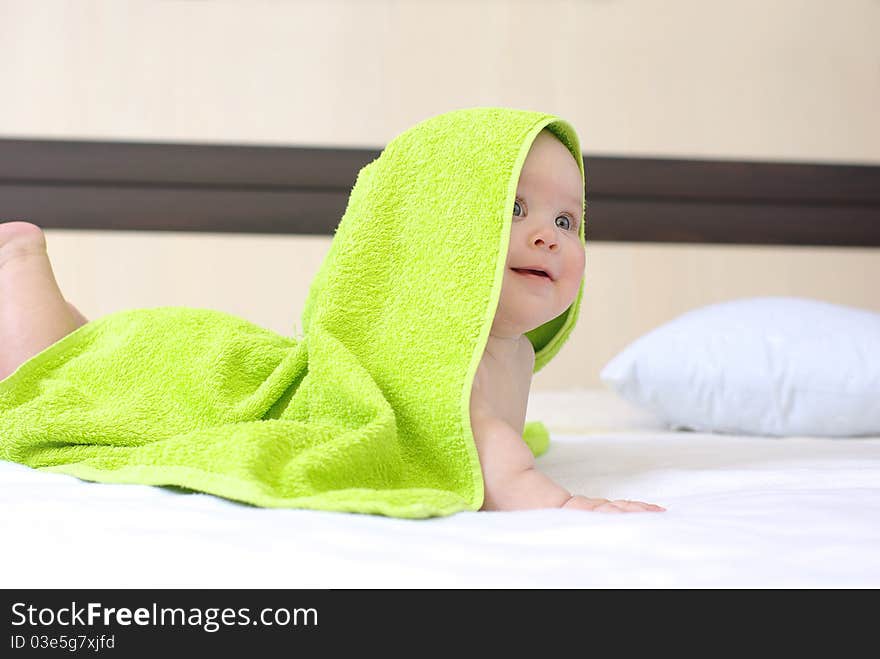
[471,414,665,513]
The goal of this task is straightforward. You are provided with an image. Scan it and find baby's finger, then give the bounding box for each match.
[635,501,666,512]
[608,499,643,512]
[611,499,666,513]
[592,501,625,513]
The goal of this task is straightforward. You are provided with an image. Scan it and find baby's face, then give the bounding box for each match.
[491,130,586,339]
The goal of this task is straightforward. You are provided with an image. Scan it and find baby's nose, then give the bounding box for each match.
[532,235,558,250]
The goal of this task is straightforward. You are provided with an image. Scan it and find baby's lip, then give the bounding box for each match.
[511,265,555,281]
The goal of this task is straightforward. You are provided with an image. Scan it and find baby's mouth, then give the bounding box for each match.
[511,268,553,281]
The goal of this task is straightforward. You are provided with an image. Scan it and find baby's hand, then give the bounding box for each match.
[562,495,666,513]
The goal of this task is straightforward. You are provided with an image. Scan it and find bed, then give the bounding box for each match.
[3,387,879,588]
[2,137,879,588]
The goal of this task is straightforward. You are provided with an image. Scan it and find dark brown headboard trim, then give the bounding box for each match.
[2,137,878,246]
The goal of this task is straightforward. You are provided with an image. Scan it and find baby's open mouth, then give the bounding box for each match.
[512,268,552,280]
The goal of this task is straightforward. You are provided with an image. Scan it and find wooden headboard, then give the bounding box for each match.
[2,138,879,247]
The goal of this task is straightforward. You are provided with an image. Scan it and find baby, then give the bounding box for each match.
[0,129,663,516]
[469,129,665,514]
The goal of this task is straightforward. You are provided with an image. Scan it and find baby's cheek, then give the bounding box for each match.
[573,244,586,272]
[566,247,585,275]
[562,276,581,302]
[561,259,585,300]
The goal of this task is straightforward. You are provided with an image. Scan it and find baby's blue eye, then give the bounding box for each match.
[513,198,577,231]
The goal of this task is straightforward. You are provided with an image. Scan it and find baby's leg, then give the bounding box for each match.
[0,221,85,380]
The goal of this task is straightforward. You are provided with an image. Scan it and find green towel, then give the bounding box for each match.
[0,106,585,518]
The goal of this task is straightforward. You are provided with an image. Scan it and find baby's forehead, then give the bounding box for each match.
[517,132,583,198]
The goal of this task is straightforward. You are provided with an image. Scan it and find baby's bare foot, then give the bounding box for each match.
[0,221,48,270]
[0,221,81,380]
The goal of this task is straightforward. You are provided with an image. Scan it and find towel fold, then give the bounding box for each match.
[0,107,585,518]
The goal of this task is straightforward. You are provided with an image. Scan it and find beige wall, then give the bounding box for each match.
[2,0,878,162]
[4,0,880,388]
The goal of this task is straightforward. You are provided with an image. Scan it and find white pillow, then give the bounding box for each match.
[600,297,880,437]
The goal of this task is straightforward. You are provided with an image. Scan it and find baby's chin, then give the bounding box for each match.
[522,292,578,326]
[499,306,567,336]
[496,280,579,332]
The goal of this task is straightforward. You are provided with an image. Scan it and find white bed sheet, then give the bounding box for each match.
[3,388,879,588]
